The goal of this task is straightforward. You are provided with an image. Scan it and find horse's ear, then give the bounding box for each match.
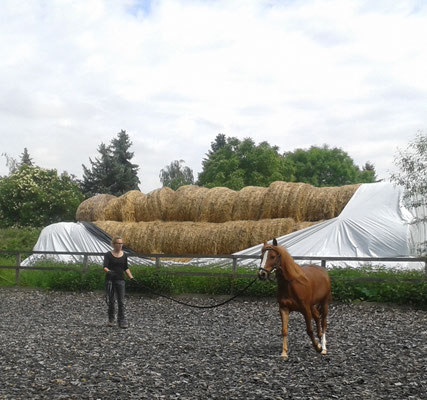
[273,238,278,246]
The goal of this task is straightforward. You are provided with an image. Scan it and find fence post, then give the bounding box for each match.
[82,255,89,276]
[424,257,427,278]
[321,259,326,268]
[15,253,21,286]
[232,257,238,277]
[231,257,238,295]
[155,256,161,270]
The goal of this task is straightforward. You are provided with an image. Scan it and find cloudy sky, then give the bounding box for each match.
[0,0,426,193]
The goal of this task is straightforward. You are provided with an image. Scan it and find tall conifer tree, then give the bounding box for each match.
[82,130,140,197]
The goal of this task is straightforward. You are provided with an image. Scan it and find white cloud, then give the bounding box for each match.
[0,0,426,191]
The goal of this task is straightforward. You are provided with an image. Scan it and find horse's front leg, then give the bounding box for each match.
[279,307,290,359]
[303,307,322,353]
[311,306,322,341]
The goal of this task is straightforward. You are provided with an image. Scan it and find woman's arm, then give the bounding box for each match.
[125,269,134,280]
[103,253,110,273]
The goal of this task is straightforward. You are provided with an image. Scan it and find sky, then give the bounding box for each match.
[0,0,426,193]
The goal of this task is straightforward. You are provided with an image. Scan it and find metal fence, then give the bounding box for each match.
[0,250,426,285]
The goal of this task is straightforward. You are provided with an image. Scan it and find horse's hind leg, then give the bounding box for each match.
[320,301,329,355]
[303,307,322,353]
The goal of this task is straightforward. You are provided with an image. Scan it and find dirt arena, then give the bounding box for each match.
[0,288,426,399]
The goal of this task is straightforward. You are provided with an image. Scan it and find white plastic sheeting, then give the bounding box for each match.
[233,182,424,270]
[23,182,424,270]
[21,222,153,266]
[407,194,427,257]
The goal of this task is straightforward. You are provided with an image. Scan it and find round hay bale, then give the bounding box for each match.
[75,194,116,222]
[231,186,267,221]
[77,181,359,225]
[261,182,310,221]
[95,221,127,242]
[167,185,210,221]
[135,187,175,221]
[301,184,360,221]
[103,198,122,221]
[132,191,149,222]
[199,187,238,223]
[261,181,360,222]
[116,190,145,222]
[94,217,321,255]
[333,184,361,215]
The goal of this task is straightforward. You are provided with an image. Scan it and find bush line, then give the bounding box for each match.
[0,262,426,308]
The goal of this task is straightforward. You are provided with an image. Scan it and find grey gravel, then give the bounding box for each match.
[0,288,426,399]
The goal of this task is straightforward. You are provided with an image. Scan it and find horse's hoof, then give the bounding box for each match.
[321,349,327,355]
[280,353,289,360]
[316,344,322,352]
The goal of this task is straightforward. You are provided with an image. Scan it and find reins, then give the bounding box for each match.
[130,276,259,309]
[105,280,114,306]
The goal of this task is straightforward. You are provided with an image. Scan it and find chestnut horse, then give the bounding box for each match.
[258,239,331,359]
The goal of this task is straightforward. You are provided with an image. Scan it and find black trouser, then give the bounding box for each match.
[106,279,126,323]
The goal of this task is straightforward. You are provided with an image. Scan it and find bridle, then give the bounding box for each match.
[259,246,281,279]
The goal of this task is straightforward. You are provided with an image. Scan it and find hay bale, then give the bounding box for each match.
[199,187,238,223]
[332,184,361,216]
[231,186,267,221]
[261,181,360,222]
[301,184,360,221]
[114,190,145,222]
[167,185,210,221]
[103,197,122,221]
[261,182,310,221]
[94,218,321,255]
[75,194,116,222]
[135,187,175,221]
[132,191,149,222]
[77,181,359,224]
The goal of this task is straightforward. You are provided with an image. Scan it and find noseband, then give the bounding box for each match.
[259,247,281,277]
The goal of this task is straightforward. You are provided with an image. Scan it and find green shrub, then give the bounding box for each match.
[329,265,427,306]
[0,255,426,308]
[0,165,83,228]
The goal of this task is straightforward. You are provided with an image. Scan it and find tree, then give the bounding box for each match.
[283,145,376,186]
[0,165,84,228]
[359,162,377,183]
[19,147,33,167]
[81,130,140,197]
[82,143,115,197]
[390,132,427,255]
[1,153,18,175]
[197,134,295,190]
[2,149,35,176]
[160,160,194,190]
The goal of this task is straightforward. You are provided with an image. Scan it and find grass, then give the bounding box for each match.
[0,227,42,255]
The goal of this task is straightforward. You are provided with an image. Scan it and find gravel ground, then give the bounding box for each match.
[0,288,426,400]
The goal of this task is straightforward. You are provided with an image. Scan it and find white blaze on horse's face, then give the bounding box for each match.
[260,251,268,269]
[258,250,270,280]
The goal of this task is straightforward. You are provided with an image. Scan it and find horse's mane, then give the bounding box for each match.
[275,245,309,283]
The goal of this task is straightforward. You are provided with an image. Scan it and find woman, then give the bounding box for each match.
[103,236,134,328]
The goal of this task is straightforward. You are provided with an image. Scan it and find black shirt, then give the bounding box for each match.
[103,252,129,281]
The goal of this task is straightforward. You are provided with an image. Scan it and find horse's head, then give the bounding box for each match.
[258,238,281,281]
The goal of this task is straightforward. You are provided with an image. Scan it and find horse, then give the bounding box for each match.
[258,239,331,359]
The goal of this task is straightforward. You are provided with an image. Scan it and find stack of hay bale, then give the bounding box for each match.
[76,182,359,255]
